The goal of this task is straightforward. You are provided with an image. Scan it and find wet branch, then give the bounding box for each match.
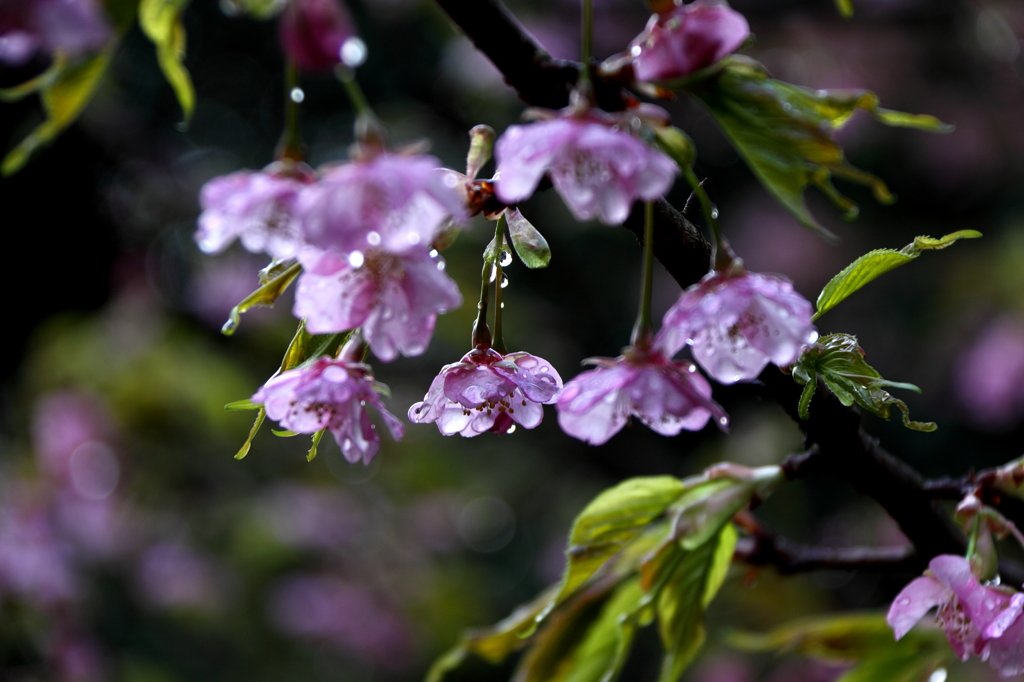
[734,535,917,574]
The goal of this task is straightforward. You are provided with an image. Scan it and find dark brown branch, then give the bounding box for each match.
[735,535,918,574]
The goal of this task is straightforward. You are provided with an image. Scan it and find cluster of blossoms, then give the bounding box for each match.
[0,0,112,66]
[193,0,819,457]
[889,554,1024,677]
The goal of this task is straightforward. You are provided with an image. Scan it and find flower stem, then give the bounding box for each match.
[684,168,734,272]
[472,262,493,350]
[337,66,385,149]
[275,61,303,162]
[492,215,508,355]
[578,0,593,94]
[630,201,655,349]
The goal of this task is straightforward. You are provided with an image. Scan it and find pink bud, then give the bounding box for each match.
[630,0,749,82]
[279,0,355,72]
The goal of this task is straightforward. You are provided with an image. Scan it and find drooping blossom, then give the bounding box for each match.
[279,0,355,72]
[629,0,749,83]
[297,153,466,257]
[657,268,816,384]
[556,345,727,445]
[408,348,562,437]
[0,0,112,66]
[195,164,315,260]
[294,249,461,362]
[888,554,1024,677]
[253,355,404,464]
[494,117,677,225]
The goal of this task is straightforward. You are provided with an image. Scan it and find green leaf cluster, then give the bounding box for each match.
[814,230,981,320]
[428,469,783,682]
[791,333,936,432]
[2,0,196,175]
[730,612,950,682]
[221,260,302,336]
[689,56,952,238]
[485,210,552,269]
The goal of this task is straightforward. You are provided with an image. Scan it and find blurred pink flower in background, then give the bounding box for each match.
[0,495,78,606]
[32,390,113,484]
[556,346,727,445]
[408,348,563,436]
[629,0,749,82]
[495,117,677,225]
[0,0,112,66]
[136,542,226,611]
[279,0,355,71]
[268,573,414,669]
[954,316,1024,430]
[257,483,362,551]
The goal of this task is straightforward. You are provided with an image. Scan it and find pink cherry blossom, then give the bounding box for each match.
[630,0,749,83]
[297,153,466,257]
[888,554,1024,677]
[0,0,112,66]
[657,269,816,384]
[494,117,677,225]
[195,165,314,260]
[279,0,355,72]
[294,248,461,362]
[408,348,562,437]
[556,345,727,445]
[253,356,404,464]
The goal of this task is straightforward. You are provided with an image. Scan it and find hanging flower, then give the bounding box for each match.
[888,554,1024,678]
[279,0,356,72]
[293,248,461,362]
[657,268,816,384]
[629,0,749,83]
[195,163,315,260]
[252,356,403,465]
[0,0,112,66]
[494,117,677,225]
[297,153,466,258]
[408,348,562,437]
[556,345,727,445]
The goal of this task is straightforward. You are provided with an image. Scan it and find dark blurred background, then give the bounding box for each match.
[1,0,1023,680]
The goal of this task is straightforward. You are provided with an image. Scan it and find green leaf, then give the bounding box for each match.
[219,0,286,19]
[221,261,302,335]
[792,334,936,431]
[139,0,195,122]
[689,56,952,237]
[542,477,689,624]
[835,0,854,17]
[507,208,552,269]
[234,408,266,459]
[3,49,115,176]
[656,524,738,682]
[425,585,560,682]
[224,398,260,411]
[653,126,696,172]
[0,59,63,102]
[814,230,982,320]
[729,611,950,682]
[307,429,325,462]
[271,429,299,437]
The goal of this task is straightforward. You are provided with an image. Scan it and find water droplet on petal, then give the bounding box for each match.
[348,251,365,268]
[367,231,381,246]
[507,424,516,434]
[340,37,368,68]
[437,260,446,271]
[630,45,642,57]
[289,87,305,103]
[718,416,729,426]
[407,233,421,245]
[710,208,719,219]
[429,248,439,258]
[499,250,512,267]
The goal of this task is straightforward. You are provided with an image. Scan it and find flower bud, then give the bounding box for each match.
[279,0,355,72]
